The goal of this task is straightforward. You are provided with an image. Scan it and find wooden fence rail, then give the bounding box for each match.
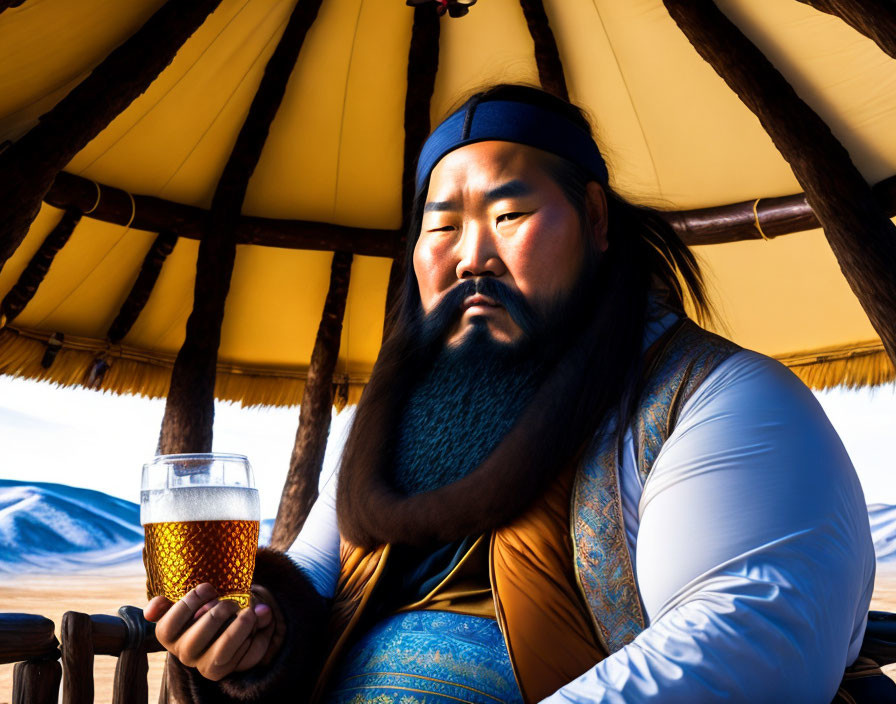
[62,607,163,704]
[2,608,162,704]
[0,613,60,704]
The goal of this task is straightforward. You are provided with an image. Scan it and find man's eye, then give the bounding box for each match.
[496,212,526,224]
[426,225,456,233]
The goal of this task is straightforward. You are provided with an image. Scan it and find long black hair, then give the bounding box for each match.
[337,85,710,545]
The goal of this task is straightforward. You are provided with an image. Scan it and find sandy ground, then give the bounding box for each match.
[1,565,894,703]
[872,570,896,683]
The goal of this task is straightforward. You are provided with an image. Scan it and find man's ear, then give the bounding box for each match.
[585,181,609,253]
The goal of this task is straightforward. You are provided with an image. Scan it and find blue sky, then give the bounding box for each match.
[0,374,893,519]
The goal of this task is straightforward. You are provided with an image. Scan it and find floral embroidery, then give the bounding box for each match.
[324,611,521,704]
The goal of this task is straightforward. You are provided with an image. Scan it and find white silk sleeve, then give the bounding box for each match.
[543,350,876,703]
[285,465,341,599]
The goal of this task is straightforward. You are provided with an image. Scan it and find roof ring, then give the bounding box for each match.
[405,0,477,18]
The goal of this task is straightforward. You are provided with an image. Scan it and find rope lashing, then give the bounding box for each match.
[752,198,770,241]
[125,190,136,229]
[118,605,152,651]
[83,179,102,215]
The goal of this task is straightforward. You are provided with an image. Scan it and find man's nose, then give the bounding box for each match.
[455,221,506,280]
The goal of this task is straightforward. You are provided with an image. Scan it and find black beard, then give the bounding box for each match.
[336,234,650,550]
[389,251,603,495]
[389,327,544,495]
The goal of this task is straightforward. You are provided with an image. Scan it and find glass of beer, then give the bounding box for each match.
[141,453,260,608]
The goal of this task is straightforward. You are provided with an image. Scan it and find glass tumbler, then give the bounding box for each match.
[141,453,260,608]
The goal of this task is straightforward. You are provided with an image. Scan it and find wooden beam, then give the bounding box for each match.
[0,0,224,273]
[663,0,896,365]
[671,174,896,245]
[44,171,398,257]
[0,614,58,664]
[0,209,80,325]
[270,251,352,550]
[107,231,177,344]
[519,0,569,100]
[158,0,326,454]
[43,168,896,250]
[385,4,441,330]
[796,0,896,60]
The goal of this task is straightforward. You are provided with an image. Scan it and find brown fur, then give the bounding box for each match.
[336,297,670,550]
[165,547,329,703]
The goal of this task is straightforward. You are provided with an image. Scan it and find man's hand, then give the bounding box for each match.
[145,583,283,682]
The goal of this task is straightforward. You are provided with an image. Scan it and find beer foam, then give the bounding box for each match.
[140,486,260,525]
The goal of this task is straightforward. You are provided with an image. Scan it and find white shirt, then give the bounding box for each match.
[288,339,875,704]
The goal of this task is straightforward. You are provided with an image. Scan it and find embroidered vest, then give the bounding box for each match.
[314,320,741,703]
[571,318,740,655]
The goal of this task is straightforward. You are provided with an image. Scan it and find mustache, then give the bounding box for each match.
[417,278,540,347]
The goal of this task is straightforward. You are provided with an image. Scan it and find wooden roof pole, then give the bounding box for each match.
[0,209,80,327]
[384,5,441,334]
[673,174,896,244]
[158,0,325,454]
[107,233,178,345]
[0,0,224,275]
[663,0,896,365]
[271,251,353,550]
[40,168,896,249]
[796,0,896,60]
[519,0,568,100]
[44,172,397,256]
[77,231,178,390]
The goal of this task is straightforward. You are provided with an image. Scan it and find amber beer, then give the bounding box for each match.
[141,456,260,608]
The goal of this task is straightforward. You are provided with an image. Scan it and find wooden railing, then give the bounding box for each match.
[0,613,60,703]
[1,607,163,704]
[3,607,893,702]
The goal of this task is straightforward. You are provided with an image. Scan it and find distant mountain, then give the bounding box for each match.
[0,479,276,573]
[0,479,144,573]
[1,480,894,574]
[869,503,896,572]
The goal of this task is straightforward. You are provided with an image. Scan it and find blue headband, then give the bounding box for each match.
[415,99,609,190]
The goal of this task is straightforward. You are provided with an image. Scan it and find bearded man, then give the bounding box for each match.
[146,85,885,703]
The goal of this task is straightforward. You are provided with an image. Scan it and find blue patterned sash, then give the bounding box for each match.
[323,611,523,704]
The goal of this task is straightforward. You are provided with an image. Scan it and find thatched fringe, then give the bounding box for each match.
[777,340,895,390]
[0,326,368,408]
[1,326,892,407]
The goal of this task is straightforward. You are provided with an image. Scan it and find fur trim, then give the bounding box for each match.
[166,547,329,703]
[335,309,674,550]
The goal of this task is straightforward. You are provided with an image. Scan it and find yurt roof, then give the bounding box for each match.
[1,0,895,408]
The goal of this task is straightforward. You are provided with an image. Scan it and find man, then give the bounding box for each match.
[147,85,880,703]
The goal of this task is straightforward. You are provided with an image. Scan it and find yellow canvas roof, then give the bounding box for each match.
[0,0,893,405]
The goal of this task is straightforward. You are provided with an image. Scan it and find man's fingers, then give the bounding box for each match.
[143,596,173,623]
[206,606,257,668]
[212,638,253,680]
[176,599,240,661]
[154,583,219,645]
[253,602,272,629]
[234,624,274,672]
[194,602,214,620]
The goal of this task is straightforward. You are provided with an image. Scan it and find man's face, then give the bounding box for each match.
[413,141,608,348]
